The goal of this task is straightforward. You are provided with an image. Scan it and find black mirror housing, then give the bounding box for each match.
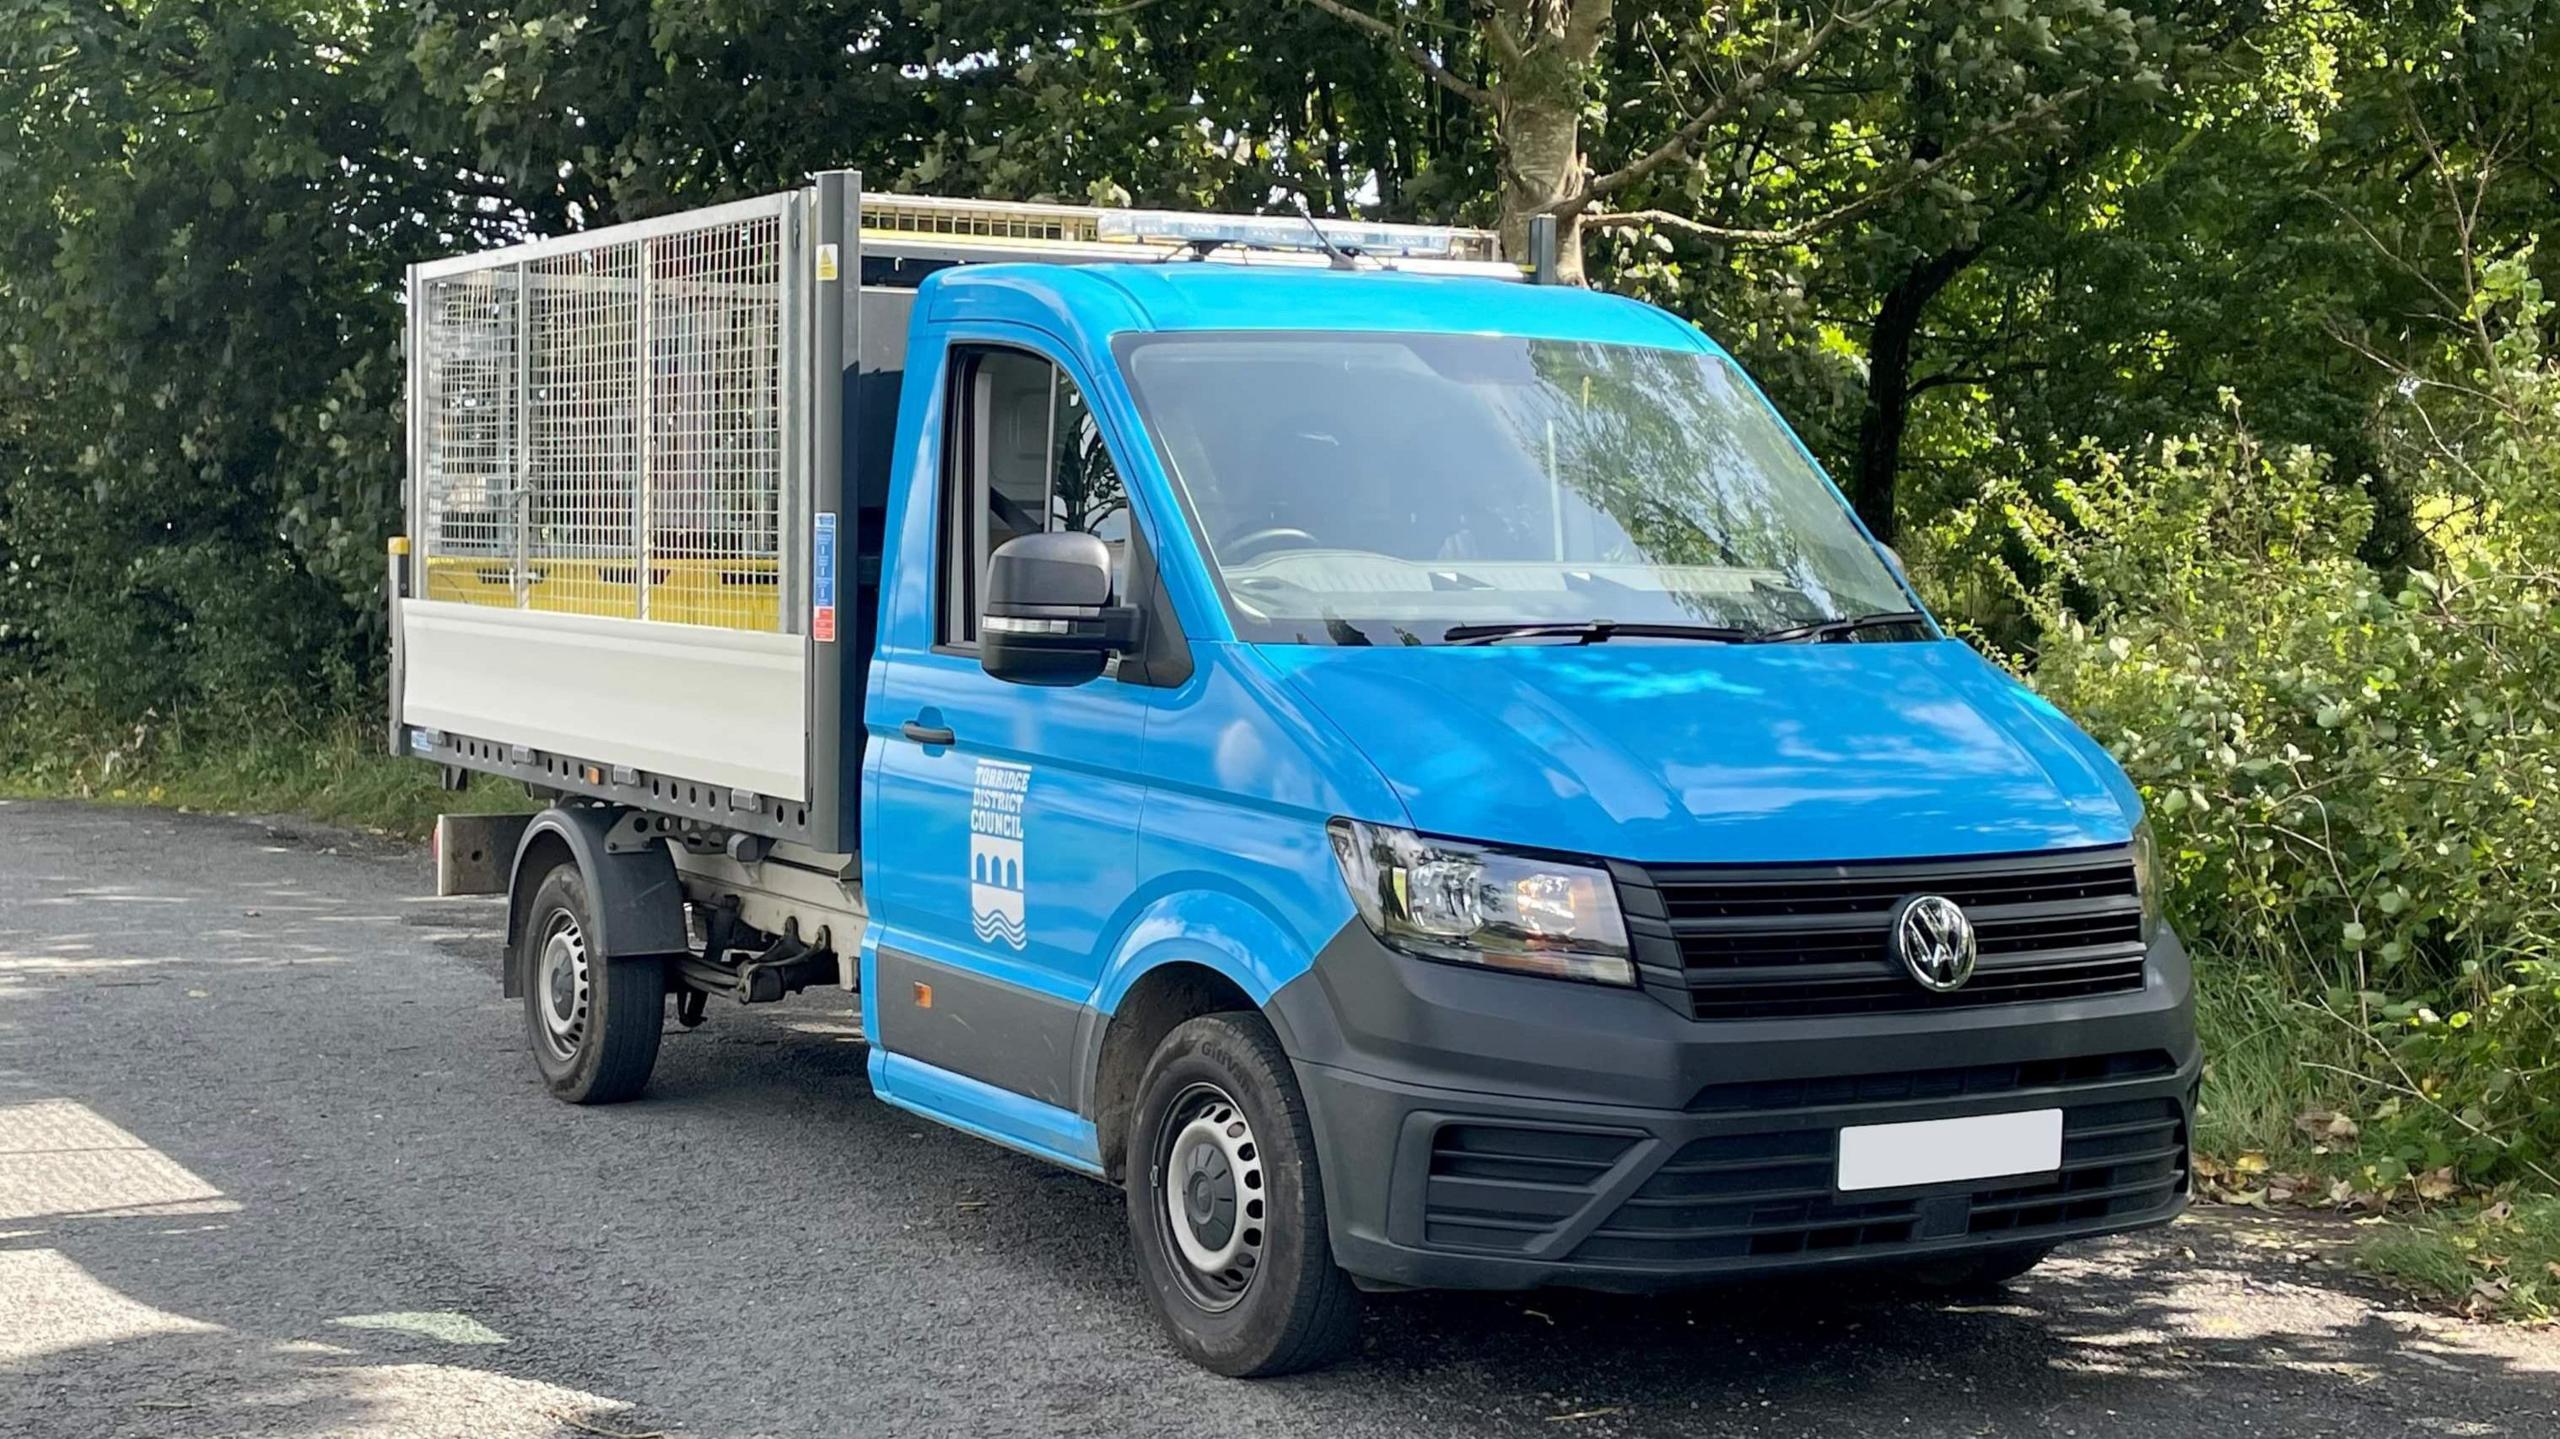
[980,531,1143,686]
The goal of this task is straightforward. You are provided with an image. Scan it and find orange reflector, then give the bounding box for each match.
[913,982,933,1009]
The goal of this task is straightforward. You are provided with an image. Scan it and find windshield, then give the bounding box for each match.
[1117,331,1915,645]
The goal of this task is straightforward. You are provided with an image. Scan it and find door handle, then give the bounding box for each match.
[900,720,956,746]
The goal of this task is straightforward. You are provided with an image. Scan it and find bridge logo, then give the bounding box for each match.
[968,760,1031,949]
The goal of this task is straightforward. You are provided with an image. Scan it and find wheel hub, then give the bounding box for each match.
[1159,1086,1265,1308]
[534,915,591,1062]
[1179,1140,1237,1249]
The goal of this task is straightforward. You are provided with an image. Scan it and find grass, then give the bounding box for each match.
[2358,1197,2560,1323]
[2190,953,2353,1174]
[0,701,526,839]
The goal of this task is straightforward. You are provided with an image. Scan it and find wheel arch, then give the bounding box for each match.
[1080,888,1327,1184]
[502,805,689,997]
[1086,960,1261,1185]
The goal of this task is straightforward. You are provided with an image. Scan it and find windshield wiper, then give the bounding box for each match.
[1442,620,1752,646]
[1749,609,1929,644]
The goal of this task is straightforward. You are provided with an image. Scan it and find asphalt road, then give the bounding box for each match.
[3,799,2556,1439]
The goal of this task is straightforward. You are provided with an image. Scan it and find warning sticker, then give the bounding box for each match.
[816,243,840,282]
[813,511,838,643]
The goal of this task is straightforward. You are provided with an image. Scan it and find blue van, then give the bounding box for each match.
[396,185,2193,1377]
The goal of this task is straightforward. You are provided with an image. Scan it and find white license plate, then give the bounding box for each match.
[1836,1109,2063,1192]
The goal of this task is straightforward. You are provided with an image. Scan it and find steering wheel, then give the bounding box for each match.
[1221,526,1318,563]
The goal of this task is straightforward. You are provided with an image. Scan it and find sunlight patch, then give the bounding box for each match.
[331,1311,510,1346]
[0,1098,235,1222]
[0,1249,220,1361]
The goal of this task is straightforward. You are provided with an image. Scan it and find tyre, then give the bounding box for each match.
[1125,1013,1361,1376]
[1896,1243,2053,1293]
[518,862,665,1104]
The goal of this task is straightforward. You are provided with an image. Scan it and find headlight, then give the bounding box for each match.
[2130,817,2162,944]
[1326,819,1635,986]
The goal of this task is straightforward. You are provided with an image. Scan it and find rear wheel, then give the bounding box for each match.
[1126,1013,1360,1376]
[518,863,665,1104]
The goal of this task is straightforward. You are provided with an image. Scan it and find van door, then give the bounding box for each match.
[865,341,1146,1124]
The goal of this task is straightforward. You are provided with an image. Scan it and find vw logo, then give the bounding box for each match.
[1890,894,1977,991]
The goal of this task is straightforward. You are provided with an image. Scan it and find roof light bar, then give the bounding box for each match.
[1094,209,1500,262]
[846,192,1521,277]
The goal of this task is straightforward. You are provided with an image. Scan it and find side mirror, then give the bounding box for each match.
[980,531,1143,687]
[1876,542,1909,582]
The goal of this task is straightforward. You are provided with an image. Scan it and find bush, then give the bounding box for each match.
[1979,381,2560,1195]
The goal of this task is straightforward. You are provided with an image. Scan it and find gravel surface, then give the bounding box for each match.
[2,798,2556,1438]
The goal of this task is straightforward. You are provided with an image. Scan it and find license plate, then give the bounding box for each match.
[1836,1109,2063,1192]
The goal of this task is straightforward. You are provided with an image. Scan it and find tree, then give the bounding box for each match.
[1282,1,2227,537]
[0,1,480,711]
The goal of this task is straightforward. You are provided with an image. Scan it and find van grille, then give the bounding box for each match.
[1573,1098,2187,1265]
[1615,848,2148,1021]
[1415,1072,2189,1267]
[1684,1049,2175,1115]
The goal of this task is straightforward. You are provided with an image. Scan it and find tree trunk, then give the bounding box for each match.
[1852,244,1979,542]
[1498,50,1585,281]
[1492,0,1610,283]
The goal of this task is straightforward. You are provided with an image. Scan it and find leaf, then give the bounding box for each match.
[2415,1167,2458,1202]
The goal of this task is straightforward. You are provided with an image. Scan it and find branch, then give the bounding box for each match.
[2401,81,2507,389]
[1905,370,1994,397]
[1584,81,2099,247]
[1583,209,1803,244]
[1294,0,1491,107]
[1550,0,1910,217]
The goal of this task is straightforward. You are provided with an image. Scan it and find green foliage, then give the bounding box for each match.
[0,1,475,712]
[2003,359,2560,1192]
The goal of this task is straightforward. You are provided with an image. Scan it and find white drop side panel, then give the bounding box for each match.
[400,599,807,799]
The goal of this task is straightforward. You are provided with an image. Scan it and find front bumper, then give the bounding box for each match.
[1266,924,2198,1292]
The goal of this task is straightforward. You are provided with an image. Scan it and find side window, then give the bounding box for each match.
[940,348,1131,646]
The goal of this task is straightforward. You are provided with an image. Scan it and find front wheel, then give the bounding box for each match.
[518,863,665,1104]
[1125,1013,1360,1376]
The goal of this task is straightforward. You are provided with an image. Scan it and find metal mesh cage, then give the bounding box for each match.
[648,217,784,630]
[419,272,520,565]
[528,239,643,618]
[416,196,794,631]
